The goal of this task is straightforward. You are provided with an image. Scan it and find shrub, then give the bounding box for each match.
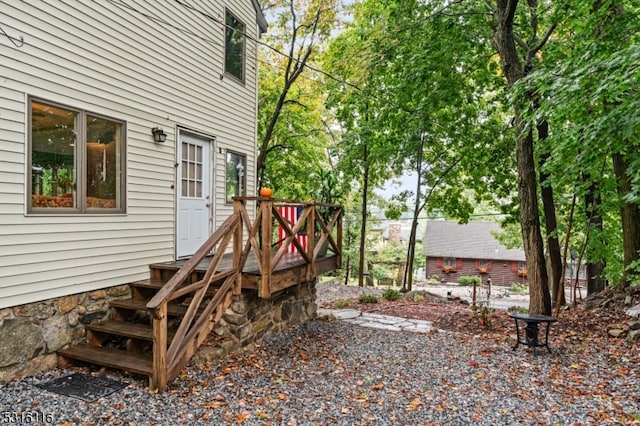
[382,288,402,301]
[509,282,528,294]
[478,305,494,328]
[334,300,349,309]
[425,275,441,284]
[458,275,482,287]
[358,293,379,304]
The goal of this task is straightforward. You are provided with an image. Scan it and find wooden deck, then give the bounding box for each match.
[151,251,340,294]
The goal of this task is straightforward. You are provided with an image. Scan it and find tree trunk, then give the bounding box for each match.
[517,126,552,315]
[403,132,426,292]
[404,195,419,292]
[358,139,369,287]
[343,255,351,285]
[538,121,564,306]
[612,152,640,287]
[583,173,607,294]
[494,0,551,314]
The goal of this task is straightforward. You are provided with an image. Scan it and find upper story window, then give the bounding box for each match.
[29,98,126,213]
[226,151,246,203]
[224,9,245,82]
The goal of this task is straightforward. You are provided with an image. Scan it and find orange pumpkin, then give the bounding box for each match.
[259,187,273,197]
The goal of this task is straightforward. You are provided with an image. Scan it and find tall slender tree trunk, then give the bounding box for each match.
[612,152,640,288]
[493,0,551,314]
[538,121,564,306]
[403,132,426,292]
[358,138,369,287]
[343,256,351,285]
[517,126,552,314]
[583,173,607,294]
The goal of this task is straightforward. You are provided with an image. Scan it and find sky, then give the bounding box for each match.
[376,172,419,200]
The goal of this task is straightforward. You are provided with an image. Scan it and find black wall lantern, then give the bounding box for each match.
[151,127,167,143]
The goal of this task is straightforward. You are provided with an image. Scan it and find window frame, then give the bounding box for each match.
[27,97,127,214]
[225,150,246,204]
[223,8,246,83]
[517,261,528,276]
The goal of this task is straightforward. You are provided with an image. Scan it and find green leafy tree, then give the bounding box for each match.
[257,0,342,199]
[324,3,399,286]
[517,1,640,290]
[325,0,511,289]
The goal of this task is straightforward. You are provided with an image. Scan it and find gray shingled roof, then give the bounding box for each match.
[423,220,525,261]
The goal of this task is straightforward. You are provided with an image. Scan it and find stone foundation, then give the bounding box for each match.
[194,281,317,363]
[0,281,317,382]
[0,285,131,382]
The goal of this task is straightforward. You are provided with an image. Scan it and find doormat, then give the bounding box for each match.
[36,373,127,402]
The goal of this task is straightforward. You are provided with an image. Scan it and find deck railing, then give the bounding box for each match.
[145,197,342,391]
[245,197,342,297]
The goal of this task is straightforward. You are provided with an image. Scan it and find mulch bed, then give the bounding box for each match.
[322,289,637,345]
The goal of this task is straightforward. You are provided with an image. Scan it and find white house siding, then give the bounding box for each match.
[0,0,261,309]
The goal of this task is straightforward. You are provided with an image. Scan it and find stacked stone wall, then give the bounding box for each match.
[194,282,317,363]
[0,281,317,381]
[0,285,131,381]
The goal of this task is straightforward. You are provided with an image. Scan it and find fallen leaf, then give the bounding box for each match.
[235,411,251,423]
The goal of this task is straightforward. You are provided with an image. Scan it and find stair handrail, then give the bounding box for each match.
[146,213,240,314]
[146,212,241,391]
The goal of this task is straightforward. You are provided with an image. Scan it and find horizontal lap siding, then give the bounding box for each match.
[0,0,260,309]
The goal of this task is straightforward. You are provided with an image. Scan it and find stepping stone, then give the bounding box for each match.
[359,322,402,331]
[360,313,407,325]
[330,309,362,320]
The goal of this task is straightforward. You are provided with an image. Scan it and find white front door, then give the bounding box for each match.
[176,133,212,258]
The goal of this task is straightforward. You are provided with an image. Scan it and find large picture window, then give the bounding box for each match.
[224,9,245,82]
[29,99,125,213]
[226,151,246,203]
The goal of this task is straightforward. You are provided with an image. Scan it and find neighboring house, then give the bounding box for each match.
[423,220,527,286]
[0,1,267,311]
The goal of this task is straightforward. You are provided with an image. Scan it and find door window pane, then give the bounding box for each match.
[181,141,204,198]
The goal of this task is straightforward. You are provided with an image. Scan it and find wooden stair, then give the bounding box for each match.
[58,258,236,389]
[59,346,153,376]
[58,272,180,375]
[55,201,343,392]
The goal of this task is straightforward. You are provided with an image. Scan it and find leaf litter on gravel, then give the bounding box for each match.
[313,288,640,424]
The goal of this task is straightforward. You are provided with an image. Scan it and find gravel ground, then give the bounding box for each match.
[1,282,638,425]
